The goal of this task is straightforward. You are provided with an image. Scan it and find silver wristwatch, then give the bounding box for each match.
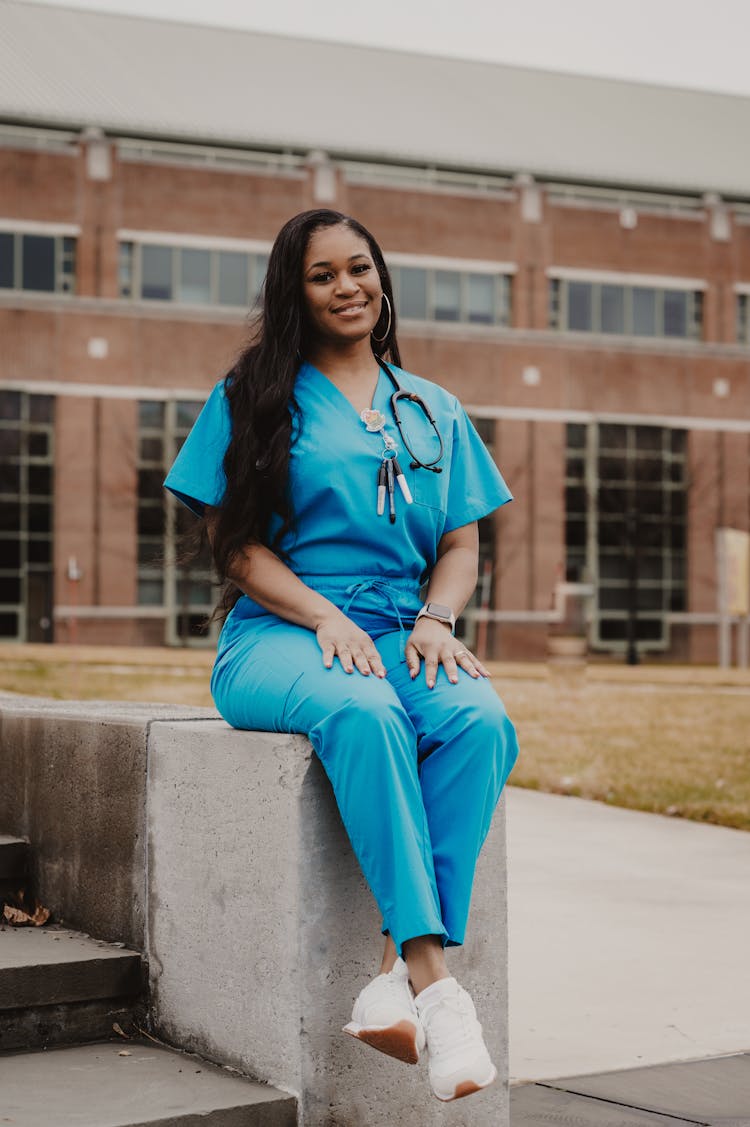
[415,602,456,633]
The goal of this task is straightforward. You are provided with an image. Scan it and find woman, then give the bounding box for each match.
[164,209,519,1103]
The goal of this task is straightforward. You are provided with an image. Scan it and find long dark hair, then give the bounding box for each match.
[211,208,401,617]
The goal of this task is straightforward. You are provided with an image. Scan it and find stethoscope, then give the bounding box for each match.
[375,355,444,474]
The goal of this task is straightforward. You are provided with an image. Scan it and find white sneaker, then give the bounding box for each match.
[343,957,426,1064]
[415,977,497,1101]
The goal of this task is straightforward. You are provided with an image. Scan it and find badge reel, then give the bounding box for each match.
[360,408,413,523]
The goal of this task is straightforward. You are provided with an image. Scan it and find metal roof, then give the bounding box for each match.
[2,0,749,196]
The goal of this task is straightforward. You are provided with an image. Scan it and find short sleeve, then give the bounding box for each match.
[163,380,231,517]
[443,407,512,532]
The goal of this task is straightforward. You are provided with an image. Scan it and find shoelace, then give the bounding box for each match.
[422,995,482,1055]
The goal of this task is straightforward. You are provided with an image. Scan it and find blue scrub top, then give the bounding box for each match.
[164,361,512,629]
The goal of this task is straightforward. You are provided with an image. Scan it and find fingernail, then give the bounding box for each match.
[427,680,434,689]
[450,676,458,684]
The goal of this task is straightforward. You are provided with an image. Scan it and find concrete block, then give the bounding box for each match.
[0,696,215,948]
[147,720,509,1126]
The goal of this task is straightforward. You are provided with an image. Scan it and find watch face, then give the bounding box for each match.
[426,603,452,620]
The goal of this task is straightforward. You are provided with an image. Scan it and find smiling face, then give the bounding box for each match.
[301,223,384,347]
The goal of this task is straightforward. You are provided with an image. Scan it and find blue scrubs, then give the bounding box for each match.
[165,361,519,955]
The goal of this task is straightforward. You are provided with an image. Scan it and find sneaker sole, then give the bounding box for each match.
[433,1064,497,1101]
[342,1019,421,1065]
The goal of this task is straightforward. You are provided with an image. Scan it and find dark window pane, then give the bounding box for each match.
[138,468,164,501]
[0,612,19,637]
[636,426,663,452]
[567,282,593,331]
[399,268,427,320]
[138,578,164,605]
[0,430,21,457]
[670,589,686,612]
[565,485,586,512]
[567,423,587,449]
[567,456,585,480]
[599,618,627,641]
[27,538,51,564]
[598,519,625,547]
[599,554,627,580]
[599,424,624,449]
[139,400,165,429]
[633,287,656,336]
[601,285,625,334]
[635,587,663,612]
[671,524,686,551]
[0,576,21,602]
[138,504,165,535]
[0,391,21,421]
[177,578,213,606]
[29,395,54,423]
[176,401,202,428]
[138,539,162,566]
[28,465,52,496]
[0,232,14,288]
[218,251,248,306]
[0,501,21,531]
[0,462,20,494]
[565,518,586,547]
[176,612,209,638]
[140,436,163,462]
[141,245,173,300]
[598,457,627,482]
[0,540,21,568]
[599,587,626,611]
[22,235,55,292]
[28,431,49,457]
[663,290,688,337]
[636,618,662,641]
[28,503,51,533]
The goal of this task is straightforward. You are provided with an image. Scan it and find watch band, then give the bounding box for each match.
[416,602,456,633]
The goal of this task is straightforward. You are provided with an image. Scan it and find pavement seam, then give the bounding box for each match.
[535,1083,711,1125]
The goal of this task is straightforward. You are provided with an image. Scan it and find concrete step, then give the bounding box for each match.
[0,834,29,902]
[0,924,146,1051]
[0,1041,297,1126]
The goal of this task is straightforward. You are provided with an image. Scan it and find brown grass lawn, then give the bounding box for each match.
[502,674,750,831]
[2,646,750,831]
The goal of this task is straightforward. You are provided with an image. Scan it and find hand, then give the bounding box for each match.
[315,611,386,677]
[405,618,489,689]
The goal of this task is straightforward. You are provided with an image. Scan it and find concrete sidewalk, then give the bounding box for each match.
[506,786,750,1123]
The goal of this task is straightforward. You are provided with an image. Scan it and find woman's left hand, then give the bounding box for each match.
[404,618,489,689]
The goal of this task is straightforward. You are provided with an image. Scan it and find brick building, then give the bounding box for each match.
[2,2,750,661]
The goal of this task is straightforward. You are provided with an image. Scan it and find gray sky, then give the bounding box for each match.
[17,0,750,97]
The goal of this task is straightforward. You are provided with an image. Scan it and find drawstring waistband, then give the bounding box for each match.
[342,578,411,659]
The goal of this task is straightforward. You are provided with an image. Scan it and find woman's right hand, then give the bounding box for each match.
[315,611,386,677]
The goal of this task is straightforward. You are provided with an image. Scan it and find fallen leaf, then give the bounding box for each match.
[3,902,50,927]
[112,1022,129,1039]
[118,1050,132,1057]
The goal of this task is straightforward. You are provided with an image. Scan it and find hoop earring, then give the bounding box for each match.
[371,293,392,344]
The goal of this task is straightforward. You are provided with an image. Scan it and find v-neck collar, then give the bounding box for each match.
[299,360,389,421]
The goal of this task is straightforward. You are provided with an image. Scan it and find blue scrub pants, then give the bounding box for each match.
[211,616,518,957]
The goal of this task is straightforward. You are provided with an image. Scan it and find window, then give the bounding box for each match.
[565,422,687,653]
[0,232,76,295]
[551,278,702,340]
[137,399,219,646]
[122,242,269,308]
[0,391,55,642]
[736,293,749,345]
[390,264,512,327]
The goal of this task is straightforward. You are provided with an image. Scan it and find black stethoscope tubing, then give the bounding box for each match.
[375,356,444,474]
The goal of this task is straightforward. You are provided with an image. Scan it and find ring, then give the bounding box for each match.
[453,649,469,659]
